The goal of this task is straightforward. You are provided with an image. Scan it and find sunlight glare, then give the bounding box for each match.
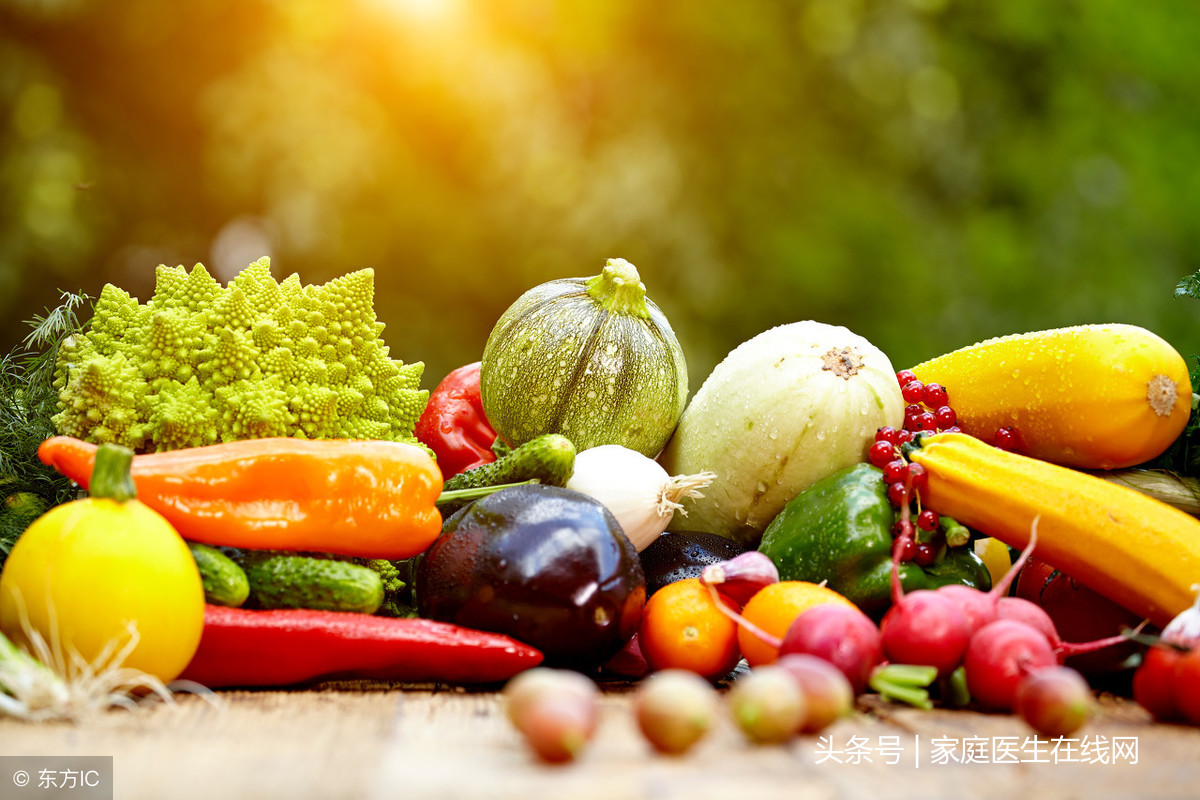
[370,0,463,24]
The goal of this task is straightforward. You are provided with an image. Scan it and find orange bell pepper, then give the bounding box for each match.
[38,436,443,559]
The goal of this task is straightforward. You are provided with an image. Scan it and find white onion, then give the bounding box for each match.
[566,445,715,551]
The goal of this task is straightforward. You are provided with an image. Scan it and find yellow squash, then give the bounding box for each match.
[0,444,204,683]
[910,324,1192,469]
[910,431,1200,627]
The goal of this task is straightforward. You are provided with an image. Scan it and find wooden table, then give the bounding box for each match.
[2,681,1198,799]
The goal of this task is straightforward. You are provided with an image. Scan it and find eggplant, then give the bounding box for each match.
[415,484,645,668]
[639,532,745,597]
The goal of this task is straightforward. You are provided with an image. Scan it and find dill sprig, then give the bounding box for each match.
[0,290,92,564]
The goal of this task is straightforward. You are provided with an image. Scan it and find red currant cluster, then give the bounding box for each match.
[865,370,965,565]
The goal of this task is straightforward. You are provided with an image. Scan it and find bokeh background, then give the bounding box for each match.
[2,0,1198,393]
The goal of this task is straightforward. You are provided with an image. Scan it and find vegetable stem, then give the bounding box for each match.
[435,479,537,507]
[585,258,651,318]
[88,444,137,503]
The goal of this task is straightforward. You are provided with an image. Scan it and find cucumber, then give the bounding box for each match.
[188,541,250,607]
[238,552,384,614]
[438,434,576,515]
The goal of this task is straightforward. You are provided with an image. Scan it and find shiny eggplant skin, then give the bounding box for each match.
[639,531,745,597]
[416,484,646,668]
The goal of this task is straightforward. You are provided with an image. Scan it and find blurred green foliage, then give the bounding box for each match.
[2,0,1198,393]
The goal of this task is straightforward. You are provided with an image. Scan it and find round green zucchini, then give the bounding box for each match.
[480,259,688,457]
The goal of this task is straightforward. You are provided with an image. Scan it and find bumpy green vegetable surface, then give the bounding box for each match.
[51,258,427,452]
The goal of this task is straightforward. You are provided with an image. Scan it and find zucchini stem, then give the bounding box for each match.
[586,258,651,318]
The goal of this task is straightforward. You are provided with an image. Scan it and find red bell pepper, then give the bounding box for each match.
[414,362,499,479]
[180,605,543,688]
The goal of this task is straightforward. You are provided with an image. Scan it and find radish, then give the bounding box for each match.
[880,509,1044,679]
[775,653,854,734]
[634,669,720,754]
[880,515,972,676]
[996,595,1144,664]
[880,589,971,677]
[728,665,807,744]
[935,584,1001,633]
[964,619,1058,711]
[1015,666,1094,737]
[779,603,883,694]
[995,597,1061,645]
[931,517,1040,635]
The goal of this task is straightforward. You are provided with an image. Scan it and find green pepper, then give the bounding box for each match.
[757,462,991,619]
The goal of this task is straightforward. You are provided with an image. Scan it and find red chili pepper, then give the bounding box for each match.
[414,362,498,478]
[180,605,543,688]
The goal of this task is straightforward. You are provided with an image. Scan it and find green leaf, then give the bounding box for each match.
[1176,270,1200,300]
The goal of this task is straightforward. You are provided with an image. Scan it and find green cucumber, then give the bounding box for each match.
[438,434,576,515]
[238,552,384,614]
[188,541,250,607]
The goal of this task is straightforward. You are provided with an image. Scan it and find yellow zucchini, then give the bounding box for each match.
[910,324,1192,469]
[909,431,1200,627]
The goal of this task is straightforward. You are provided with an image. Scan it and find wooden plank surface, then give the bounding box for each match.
[2,682,1198,800]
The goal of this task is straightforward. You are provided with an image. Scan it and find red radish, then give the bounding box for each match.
[931,517,1040,636]
[997,595,1144,663]
[880,589,971,676]
[516,691,597,763]
[995,596,1061,645]
[964,619,1057,711]
[728,666,807,744]
[1015,666,1094,737]
[776,653,855,733]
[504,667,599,736]
[936,584,1001,633]
[779,603,883,694]
[881,512,1041,678]
[634,669,720,754]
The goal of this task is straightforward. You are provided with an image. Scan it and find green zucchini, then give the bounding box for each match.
[438,434,577,515]
[188,541,250,607]
[238,552,384,614]
[480,258,688,457]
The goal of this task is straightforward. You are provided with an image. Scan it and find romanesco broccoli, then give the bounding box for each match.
[51,257,428,452]
[356,558,415,617]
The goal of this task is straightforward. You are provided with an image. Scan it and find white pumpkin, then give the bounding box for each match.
[658,321,904,546]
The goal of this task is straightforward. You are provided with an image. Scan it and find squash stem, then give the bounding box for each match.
[89,444,138,503]
[585,258,651,318]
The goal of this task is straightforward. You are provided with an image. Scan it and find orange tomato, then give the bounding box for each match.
[638,578,741,680]
[737,581,856,666]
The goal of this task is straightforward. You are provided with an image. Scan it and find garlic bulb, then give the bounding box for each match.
[566,445,715,551]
